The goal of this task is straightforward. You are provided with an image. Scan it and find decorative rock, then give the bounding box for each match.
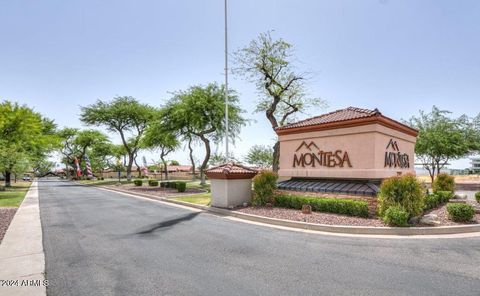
[302,204,312,214]
[449,199,467,204]
[408,216,420,224]
[454,194,468,200]
[420,213,441,226]
[242,202,249,207]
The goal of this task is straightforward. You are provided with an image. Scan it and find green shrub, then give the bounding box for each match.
[475,192,480,203]
[423,194,440,211]
[424,191,453,211]
[383,206,409,227]
[133,179,143,186]
[274,194,369,218]
[432,173,455,193]
[177,181,187,192]
[252,172,278,206]
[447,203,475,222]
[436,191,453,203]
[160,181,167,188]
[148,180,159,187]
[378,174,424,218]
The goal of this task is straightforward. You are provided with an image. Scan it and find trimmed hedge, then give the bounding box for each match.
[274,194,369,218]
[133,179,143,186]
[177,181,187,192]
[252,172,278,206]
[148,180,159,187]
[383,206,409,227]
[432,173,455,193]
[475,192,480,203]
[447,203,475,222]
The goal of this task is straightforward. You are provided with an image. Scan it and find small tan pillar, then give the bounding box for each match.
[205,163,258,208]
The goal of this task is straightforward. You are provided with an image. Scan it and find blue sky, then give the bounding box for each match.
[1,0,479,169]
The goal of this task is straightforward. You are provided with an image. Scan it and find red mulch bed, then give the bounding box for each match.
[0,207,17,244]
[104,184,206,197]
[236,202,480,227]
[421,201,480,226]
[236,206,386,227]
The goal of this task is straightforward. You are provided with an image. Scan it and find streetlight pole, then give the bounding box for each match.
[224,0,229,162]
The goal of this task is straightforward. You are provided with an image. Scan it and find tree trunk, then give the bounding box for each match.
[429,165,436,184]
[162,158,168,180]
[272,141,280,173]
[5,171,11,187]
[126,154,134,181]
[188,138,196,181]
[199,135,211,185]
[65,162,69,179]
[134,157,141,178]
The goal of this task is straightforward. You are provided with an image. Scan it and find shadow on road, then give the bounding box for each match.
[135,212,201,236]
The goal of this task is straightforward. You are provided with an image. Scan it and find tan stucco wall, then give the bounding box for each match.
[278,123,416,180]
[210,179,253,208]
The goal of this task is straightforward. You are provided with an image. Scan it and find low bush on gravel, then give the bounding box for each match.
[432,173,455,193]
[133,179,143,186]
[423,191,453,211]
[148,180,159,187]
[177,181,187,192]
[274,194,369,218]
[252,172,278,206]
[475,192,480,203]
[378,174,424,218]
[447,203,475,222]
[383,206,409,227]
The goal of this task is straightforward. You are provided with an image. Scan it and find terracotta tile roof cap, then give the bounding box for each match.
[205,163,259,179]
[276,107,381,130]
[206,163,258,175]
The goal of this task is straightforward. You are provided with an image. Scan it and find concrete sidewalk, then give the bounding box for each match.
[0,181,46,296]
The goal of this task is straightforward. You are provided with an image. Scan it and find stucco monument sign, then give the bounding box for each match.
[275,107,418,196]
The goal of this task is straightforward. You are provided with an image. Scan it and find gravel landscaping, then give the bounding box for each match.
[236,206,386,227]
[104,184,206,198]
[421,201,480,226]
[236,202,480,227]
[0,207,17,244]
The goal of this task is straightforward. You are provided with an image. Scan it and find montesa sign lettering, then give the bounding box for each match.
[293,141,352,168]
[384,139,410,168]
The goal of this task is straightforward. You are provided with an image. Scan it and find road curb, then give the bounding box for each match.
[0,180,46,296]
[87,183,480,236]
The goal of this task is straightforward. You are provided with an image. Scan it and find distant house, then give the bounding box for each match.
[470,157,480,173]
[165,165,195,173]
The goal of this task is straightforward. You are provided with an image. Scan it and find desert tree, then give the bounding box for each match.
[409,106,480,183]
[80,97,156,180]
[161,83,246,184]
[244,145,274,169]
[234,31,326,171]
[142,119,180,180]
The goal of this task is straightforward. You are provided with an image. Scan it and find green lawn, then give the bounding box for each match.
[172,193,211,206]
[0,181,32,207]
[185,180,211,191]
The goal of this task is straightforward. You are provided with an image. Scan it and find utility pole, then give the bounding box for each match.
[224,0,229,162]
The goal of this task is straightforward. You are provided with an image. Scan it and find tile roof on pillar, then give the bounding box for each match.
[275,106,418,136]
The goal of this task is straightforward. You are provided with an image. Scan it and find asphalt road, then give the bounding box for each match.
[39,178,480,296]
